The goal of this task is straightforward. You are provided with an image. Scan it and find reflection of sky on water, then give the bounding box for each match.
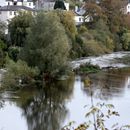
[1,69,130,130]
[64,70,130,129]
[0,102,27,130]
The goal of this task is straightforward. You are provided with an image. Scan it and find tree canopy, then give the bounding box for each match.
[8,12,33,47]
[20,11,70,78]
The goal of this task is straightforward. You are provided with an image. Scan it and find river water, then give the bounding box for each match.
[0,52,130,130]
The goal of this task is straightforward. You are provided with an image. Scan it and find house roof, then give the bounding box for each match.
[75,7,86,16]
[6,0,33,2]
[0,5,35,11]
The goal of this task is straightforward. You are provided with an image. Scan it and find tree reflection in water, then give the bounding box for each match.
[82,68,130,100]
[14,77,74,130]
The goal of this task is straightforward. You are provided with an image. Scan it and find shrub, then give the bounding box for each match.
[2,59,39,89]
[78,25,88,34]
[82,40,105,56]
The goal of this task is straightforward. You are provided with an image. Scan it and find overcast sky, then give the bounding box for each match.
[0,0,5,6]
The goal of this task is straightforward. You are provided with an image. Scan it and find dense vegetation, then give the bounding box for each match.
[1,0,130,88]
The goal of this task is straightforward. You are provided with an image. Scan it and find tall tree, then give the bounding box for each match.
[20,11,70,78]
[54,10,77,40]
[83,2,104,25]
[100,0,125,33]
[8,12,33,47]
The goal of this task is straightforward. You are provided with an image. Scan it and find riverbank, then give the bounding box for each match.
[71,51,130,69]
[1,51,130,90]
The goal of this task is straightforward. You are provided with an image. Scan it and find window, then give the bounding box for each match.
[29,3,31,6]
[79,18,81,22]
[14,12,16,15]
[10,11,12,15]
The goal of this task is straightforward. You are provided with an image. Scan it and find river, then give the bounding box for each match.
[0,52,130,130]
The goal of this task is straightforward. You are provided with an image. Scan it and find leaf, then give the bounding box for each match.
[111,123,119,128]
[84,104,89,108]
[68,121,76,126]
[112,111,120,116]
[105,104,115,109]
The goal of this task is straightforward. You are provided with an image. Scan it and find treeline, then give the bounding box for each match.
[71,0,130,58]
[1,0,130,88]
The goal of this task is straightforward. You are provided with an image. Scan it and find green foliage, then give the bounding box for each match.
[121,31,130,50]
[2,59,39,89]
[0,21,6,39]
[78,25,88,34]
[8,12,33,47]
[0,39,7,67]
[8,46,20,61]
[0,39,6,49]
[73,19,115,58]
[55,10,77,40]
[20,11,70,78]
[91,19,114,51]
[82,39,105,56]
[74,63,100,74]
[70,35,84,58]
[0,49,6,68]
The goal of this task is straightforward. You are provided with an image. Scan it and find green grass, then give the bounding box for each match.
[74,63,100,74]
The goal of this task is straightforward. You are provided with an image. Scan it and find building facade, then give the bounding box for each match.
[0,0,35,34]
[35,0,69,11]
[5,0,34,9]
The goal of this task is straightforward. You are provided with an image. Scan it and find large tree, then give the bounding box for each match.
[54,10,77,40]
[20,11,70,78]
[8,12,33,47]
[100,0,125,33]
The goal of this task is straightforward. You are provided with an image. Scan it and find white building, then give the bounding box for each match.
[5,0,35,9]
[74,6,90,25]
[0,0,35,34]
[36,0,69,11]
[126,2,130,14]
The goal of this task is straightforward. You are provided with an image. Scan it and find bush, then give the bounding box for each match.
[82,40,105,56]
[74,63,100,74]
[0,39,7,67]
[2,59,39,89]
[78,25,88,34]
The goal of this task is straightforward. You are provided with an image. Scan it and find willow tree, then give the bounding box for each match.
[20,11,70,79]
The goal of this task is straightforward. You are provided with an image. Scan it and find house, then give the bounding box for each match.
[35,0,69,11]
[74,6,90,25]
[5,0,35,9]
[126,0,130,14]
[0,0,35,34]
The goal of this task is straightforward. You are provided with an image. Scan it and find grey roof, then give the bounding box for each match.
[75,7,86,16]
[0,5,35,11]
[6,0,33,2]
